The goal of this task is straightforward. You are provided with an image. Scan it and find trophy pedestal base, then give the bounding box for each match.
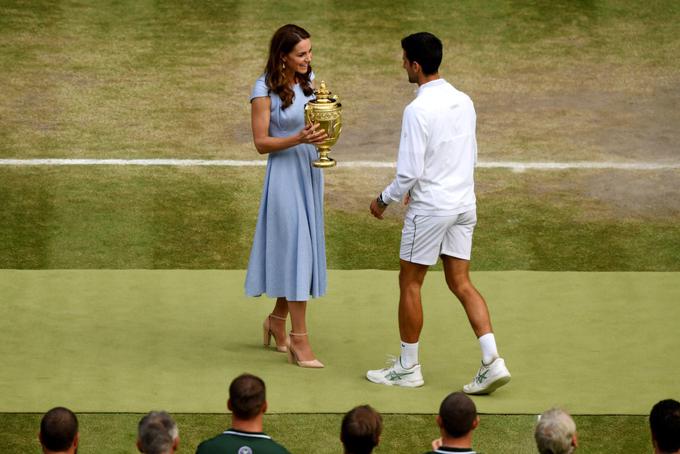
[313,158,336,168]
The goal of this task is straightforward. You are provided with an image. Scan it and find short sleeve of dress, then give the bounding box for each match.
[250,75,269,102]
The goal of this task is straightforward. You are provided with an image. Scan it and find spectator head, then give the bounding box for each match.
[401,32,443,77]
[137,411,179,454]
[650,399,680,454]
[340,405,383,454]
[39,407,79,453]
[534,408,578,454]
[228,373,267,420]
[437,392,479,438]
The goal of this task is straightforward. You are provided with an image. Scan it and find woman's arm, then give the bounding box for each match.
[251,96,327,155]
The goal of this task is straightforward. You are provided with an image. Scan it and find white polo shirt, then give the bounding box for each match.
[381,78,477,216]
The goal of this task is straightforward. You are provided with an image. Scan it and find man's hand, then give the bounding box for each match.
[370,198,387,219]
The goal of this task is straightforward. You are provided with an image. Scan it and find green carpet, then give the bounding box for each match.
[0,270,677,415]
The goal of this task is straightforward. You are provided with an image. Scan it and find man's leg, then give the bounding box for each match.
[441,255,492,338]
[366,259,428,387]
[397,259,429,370]
[398,259,429,343]
[442,255,511,394]
[367,210,444,388]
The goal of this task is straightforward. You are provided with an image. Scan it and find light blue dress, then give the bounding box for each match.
[244,75,327,301]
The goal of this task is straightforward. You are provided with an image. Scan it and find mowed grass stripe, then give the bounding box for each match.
[1,1,678,162]
[1,166,679,271]
[1,158,680,170]
[0,413,651,454]
[0,414,651,454]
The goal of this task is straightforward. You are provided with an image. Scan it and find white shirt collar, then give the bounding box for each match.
[417,78,446,95]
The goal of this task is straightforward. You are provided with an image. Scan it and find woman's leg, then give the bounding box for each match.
[287,300,318,361]
[267,297,289,346]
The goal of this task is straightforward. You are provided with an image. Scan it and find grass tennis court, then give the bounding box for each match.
[2,269,677,454]
[2,270,679,415]
[1,0,679,453]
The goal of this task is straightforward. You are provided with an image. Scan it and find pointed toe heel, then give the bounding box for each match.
[287,332,324,368]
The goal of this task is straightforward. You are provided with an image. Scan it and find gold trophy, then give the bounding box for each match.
[305,81,342,168]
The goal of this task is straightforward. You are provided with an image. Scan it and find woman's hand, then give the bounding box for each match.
[251,97,327,154]
[299,122,328,145]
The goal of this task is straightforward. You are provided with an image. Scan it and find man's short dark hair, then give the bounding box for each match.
[341,405,383,454]
[650,399,680,453]
[40,407,78,451]
[229,373,266,419]
[439,392,477,438]
[401,32,443,75]
[138,411,178,454]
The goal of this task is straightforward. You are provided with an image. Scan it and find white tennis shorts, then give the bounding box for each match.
[399,209,477,265]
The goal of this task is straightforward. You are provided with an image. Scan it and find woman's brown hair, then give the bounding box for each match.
[265,24,314,109]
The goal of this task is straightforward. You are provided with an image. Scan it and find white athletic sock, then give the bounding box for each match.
[400,341,419,369]
[479,333,499,365]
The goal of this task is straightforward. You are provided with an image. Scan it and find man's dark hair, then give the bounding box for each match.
[229,373,266,419]
[401,32,443,75]
[341,405,383,454]
[650,399,680,453]
[439,392,477,438]
[40,407,78,451]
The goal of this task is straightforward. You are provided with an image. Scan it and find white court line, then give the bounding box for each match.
[0,158,679,170]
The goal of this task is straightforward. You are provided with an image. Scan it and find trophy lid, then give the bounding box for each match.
[313,81,337,104]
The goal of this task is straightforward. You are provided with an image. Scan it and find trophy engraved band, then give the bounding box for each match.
[304,81,342,168]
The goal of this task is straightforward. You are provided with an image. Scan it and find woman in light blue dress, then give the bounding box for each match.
[245,24,327,368]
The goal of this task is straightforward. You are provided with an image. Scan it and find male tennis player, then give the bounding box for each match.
[366,32,511,394]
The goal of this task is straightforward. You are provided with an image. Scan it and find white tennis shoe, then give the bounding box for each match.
[366,356,424,387]
[463,357,511,395]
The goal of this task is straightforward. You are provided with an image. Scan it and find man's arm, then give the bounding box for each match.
[370,105,427,219]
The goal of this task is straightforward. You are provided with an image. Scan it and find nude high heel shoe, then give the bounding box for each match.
[263,314,288,353]
[286,332,324,368]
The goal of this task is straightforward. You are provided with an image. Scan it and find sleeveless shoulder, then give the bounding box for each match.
[250,74,270,102]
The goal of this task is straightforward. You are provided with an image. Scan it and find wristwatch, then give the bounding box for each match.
[376,193,388,209]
